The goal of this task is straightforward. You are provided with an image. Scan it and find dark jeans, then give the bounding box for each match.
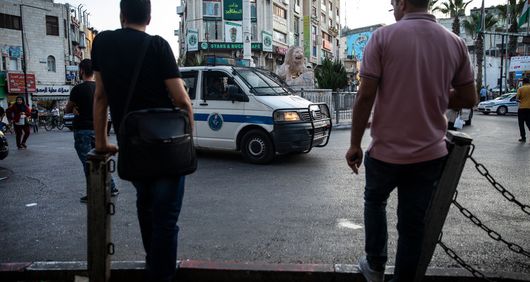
[14,124,30,148]
[363,152,446,282]
[73,130,116,190]
[518,109,530,139]
[133,177,185,282]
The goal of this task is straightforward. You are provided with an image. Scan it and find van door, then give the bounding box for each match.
[195,70,248,150]
[179,70,199,143]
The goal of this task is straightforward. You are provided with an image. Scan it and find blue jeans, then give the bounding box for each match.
[133,177,185,282]
[363,152,446,281]
[73,130,116,190]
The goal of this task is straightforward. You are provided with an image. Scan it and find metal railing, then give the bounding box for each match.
[296,89,357,126]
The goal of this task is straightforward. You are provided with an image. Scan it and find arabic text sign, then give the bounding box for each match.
[509,56,530,72]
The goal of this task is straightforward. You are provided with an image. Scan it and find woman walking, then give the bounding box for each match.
[8,96,31,149]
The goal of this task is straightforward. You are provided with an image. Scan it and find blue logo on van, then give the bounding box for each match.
[208,113,223,131]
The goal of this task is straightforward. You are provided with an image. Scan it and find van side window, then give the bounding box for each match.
[203,71,238,101]
[180,71,198,99]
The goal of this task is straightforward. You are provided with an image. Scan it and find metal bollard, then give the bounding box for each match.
[413,131,473,282]
[86,149,115,282]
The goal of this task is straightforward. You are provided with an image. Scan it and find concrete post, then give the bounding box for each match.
[413,131,473,282]
[86,149,114,282]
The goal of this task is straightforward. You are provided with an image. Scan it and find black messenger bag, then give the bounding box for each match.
[116,36,197,181]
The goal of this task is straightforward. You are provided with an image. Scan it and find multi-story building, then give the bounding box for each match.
[177,0,341,72]
[0,0,94,109]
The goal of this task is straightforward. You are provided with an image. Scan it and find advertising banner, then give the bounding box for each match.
[345,31,373,61]
[303,16,310,59]
[187,29,199,52]
[7,72,36,93]
[225,21,242,43]
[224,0,242,20]
[262,31,273,52]
[509,56,530,72]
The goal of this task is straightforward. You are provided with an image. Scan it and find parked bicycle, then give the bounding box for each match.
[44,116,64,131]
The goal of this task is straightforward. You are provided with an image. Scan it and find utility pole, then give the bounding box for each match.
[242,0,254,67]
[19,3,50,103]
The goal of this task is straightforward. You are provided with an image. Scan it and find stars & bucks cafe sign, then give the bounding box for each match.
[199,42,263,51]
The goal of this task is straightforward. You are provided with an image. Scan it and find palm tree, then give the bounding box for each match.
[315,58,348,91]
[496,0,526,57]
[463,13,499,93]
[434,0,473,36]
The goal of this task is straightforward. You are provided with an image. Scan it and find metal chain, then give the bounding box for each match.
[438,236,495,282]
[467,144,530,216]
[452,191,530,258]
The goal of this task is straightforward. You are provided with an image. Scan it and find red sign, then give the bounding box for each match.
[7,72,36,93]
[275,46,288,55]
[322,39,332,51]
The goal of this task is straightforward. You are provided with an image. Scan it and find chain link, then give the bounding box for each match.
[452,191,530,258]
[438,235,495,282]
[468,144,530,216]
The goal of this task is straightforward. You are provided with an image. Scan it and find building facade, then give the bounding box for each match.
[0,0,95,109]
[177,0,341,72]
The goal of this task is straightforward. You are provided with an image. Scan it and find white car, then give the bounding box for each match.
[477,93,518,115]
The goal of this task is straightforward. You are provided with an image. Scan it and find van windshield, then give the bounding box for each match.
[236,69,290,96]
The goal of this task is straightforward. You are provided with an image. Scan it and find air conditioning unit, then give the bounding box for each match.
[177,5,185,15]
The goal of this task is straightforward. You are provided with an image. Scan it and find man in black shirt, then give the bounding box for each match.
[65,59,118,203]
[91,1,194,281]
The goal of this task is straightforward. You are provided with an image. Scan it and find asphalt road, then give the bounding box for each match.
[0,113,529,276]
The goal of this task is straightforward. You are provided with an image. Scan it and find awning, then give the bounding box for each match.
[32,96,69,101]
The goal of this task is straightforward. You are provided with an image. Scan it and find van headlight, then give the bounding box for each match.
[274,111,301,122]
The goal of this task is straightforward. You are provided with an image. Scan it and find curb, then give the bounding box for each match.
[1,260,528,282]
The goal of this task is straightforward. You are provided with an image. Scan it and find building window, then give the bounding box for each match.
[273,4,286,19]
[203,0,221,17]
[46,16,59,36]
[311,25,317,57]
[321,13,326,23]
[294,16,300,34]
[329,19,333,27]
[311,7,317,18]
[273,30,287,43]
[47,55,56,72]
[329,1,333,11]
[204,20,222,40]
[0,13,21,30]
[251,0,257,19]
[251,22,258,41]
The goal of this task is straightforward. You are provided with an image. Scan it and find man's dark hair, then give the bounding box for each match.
[407,0,429,8]
[120,0,151,24]
[79,59,93,77]
[523,77,529,84]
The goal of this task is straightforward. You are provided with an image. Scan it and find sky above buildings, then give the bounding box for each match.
[55,0,511,57]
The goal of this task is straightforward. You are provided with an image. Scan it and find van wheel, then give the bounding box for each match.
[241,129,274,164]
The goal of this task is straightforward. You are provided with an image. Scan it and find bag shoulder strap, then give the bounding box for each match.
[123,35,152,115]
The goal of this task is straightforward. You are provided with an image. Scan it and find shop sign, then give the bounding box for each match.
[262,31,273,52]
[34,85,71,96]
[224,0,242,20]
[187,29,199,52]
[509,56,530,72]
[225,21,242,43]
[7,72,36,93]
[199,42,262,51]
[66,65,79,72]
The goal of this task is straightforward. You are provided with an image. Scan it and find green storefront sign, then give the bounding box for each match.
[200,42,262,51]
[224,0,242,20]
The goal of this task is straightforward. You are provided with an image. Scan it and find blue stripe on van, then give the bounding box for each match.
[194,113,273,125]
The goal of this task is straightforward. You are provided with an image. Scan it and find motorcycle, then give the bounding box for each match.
[0,124,8,160]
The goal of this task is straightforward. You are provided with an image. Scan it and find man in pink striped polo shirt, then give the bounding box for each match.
[345,0,477,281]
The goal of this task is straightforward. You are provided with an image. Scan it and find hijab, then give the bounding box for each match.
[15,96,28,113]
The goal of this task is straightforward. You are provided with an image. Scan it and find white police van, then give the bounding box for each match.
[179,66,332,164]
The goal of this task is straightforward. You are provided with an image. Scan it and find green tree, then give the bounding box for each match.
[434,0,473,35]
[314,58,348,91]
[496,0,526,57]
[463,12,498,92]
